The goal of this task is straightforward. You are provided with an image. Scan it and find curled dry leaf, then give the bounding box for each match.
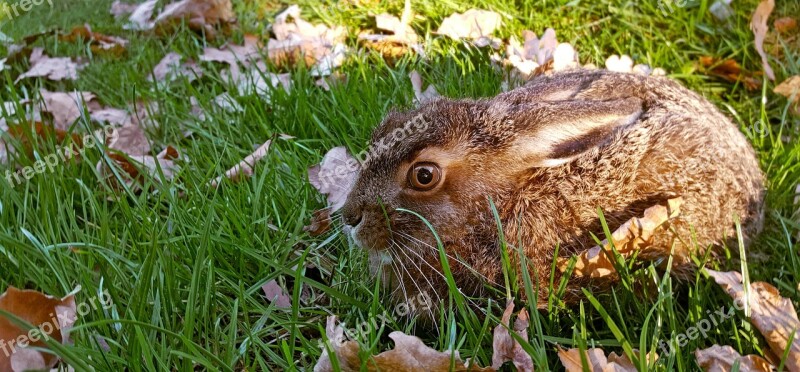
[0,286,80,372]
[774,76,800,115]
[261,279,291,309]
[409,70,440,105]
[34,89,100,131]
[491,28,578,80]
[208,140,272,188]
[153,0,235,39]
[750,0,775,81]
[96,145,184,192]
[307,146,358,213]
[695,344,773,372]
[15,47,86,83]
[314,316,493,372]
[698,57,761,91]
[358,0,421,60]
[58,24,129,57]
[558,347,656,372]
[304,208,332,236]
[491,300,534,372]
[774,17,797,34]
[149,52,203,83]
[199,34,261,77]
[268,5,347,76]
[436,9,502,48]
[117,0,158,30]
[222,61,292,100]
[558,198,683,279]
[706,269,800,370]
[605,55,665,77]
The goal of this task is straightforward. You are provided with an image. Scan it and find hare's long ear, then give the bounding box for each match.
[505,97,643,167]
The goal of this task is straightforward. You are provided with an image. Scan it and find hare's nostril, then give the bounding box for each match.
[343,211,363,227]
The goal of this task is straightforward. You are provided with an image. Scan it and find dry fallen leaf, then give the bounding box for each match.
[307,146,358,213]
[695,344,773,372]
[750,0,776,81]
[153,0,236,39]
[117,0,158,30]
[436,9,502,48]
[492,301,534,371]
[605,55,665,77]
[199,34,261,76]
[106,122,151,156]
[358,0,421,60]
[15,47,86,83]
[149,52,203,83]
[268,5,347,76]
[96,145,184,192]
[707,269,800,370]
[262,279,291,309]
[35,90,100,131]
[774,17,797,34]
[774,76,800,114]
[698,57,761,91]
[110,0,142,18]
[491,29,579,80]
[558,347,656,372]
[0,286,79,372]
[208,140,272,188]
[304,208,333,236]
[409,70,440,105]
[59,24,129,57]
[558,198,683,278]
[314,316,493,372]
[222,61,292,100]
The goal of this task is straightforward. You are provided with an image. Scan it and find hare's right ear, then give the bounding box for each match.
[504,97,643,167]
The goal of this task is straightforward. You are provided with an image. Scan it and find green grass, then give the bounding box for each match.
[1,0,799,370]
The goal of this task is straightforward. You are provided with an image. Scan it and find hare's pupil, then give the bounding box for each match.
[417,168,433,184]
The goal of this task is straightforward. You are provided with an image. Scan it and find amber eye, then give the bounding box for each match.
[407,162,442,191]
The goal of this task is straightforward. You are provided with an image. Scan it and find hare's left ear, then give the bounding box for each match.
[505,97,643,167]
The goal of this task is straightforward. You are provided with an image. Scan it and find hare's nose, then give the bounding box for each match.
[342,210,363,227]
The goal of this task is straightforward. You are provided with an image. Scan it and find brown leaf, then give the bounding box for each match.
[0,286,79,372]
[14,48,86,83]
[774,76,800,103]
[409,70,440,105]
[706,269,800,370]
[267,5,347,76]
[153,0,236,39]
[106,123,151,156]
[558,347,656,372]
[304,208,333,237]
[58,24,129,57]
[149,52,203,83]
[357,0,420,60]
[96,145,184,192]
[698,57,761,90]
[774,17,797,33]
[436,9,502,41]
[116,0,158,30]
[307,146,358,212]
[261,279,291,309]
[695,344,773,372]
[208,140,272,188]
[35,89,100,131]
[313,316,494,371]
[199,34,262,70]
[491,29,582,80]
[491,300,534,371]
[750,0,775,81]
[558,198,683,278]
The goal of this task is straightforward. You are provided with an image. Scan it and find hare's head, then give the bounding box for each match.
[340,91,643,307]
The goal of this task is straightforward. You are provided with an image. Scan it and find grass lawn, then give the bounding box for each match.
[1,0,799,370]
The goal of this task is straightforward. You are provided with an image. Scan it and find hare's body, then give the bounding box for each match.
[341,70,764,309]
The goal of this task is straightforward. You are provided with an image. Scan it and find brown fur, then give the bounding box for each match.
[340,70,765,314]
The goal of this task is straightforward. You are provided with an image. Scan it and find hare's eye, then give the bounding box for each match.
[407,162,441,191]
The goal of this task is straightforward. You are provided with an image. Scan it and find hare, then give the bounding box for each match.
[338,69,765,311]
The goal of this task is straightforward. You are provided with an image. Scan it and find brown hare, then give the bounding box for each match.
[337,69,765,312]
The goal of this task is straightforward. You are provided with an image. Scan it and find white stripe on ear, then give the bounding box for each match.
[506,97,643,167]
